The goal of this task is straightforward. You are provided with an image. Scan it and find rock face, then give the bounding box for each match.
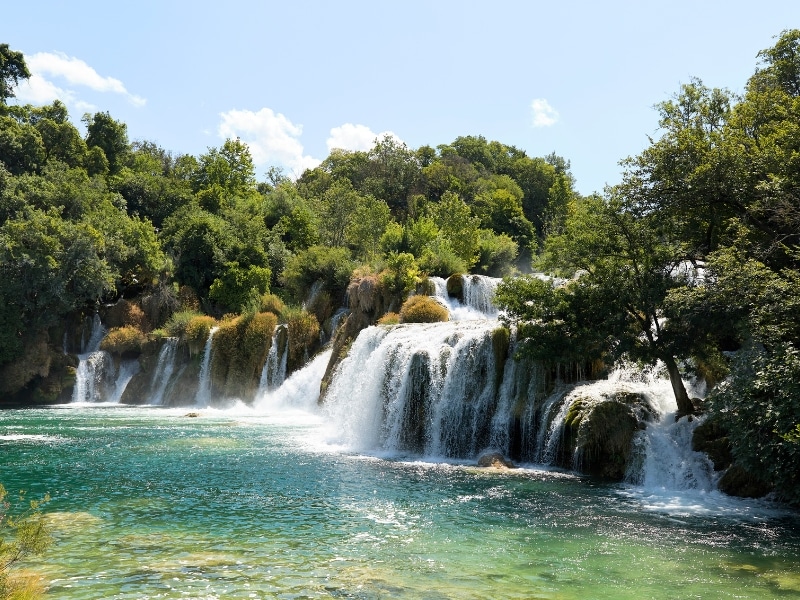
[476,451,516,469]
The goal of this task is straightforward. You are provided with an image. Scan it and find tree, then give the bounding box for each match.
[0,44,29,105]
[499,193,697,415]
[192,138,256,199]
[84,111,130,175]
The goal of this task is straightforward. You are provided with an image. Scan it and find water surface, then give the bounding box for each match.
[2,405,799,599]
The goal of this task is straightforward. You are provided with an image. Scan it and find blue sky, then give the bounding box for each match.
[3,1,796,195]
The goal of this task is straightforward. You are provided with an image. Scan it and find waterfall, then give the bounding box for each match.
[148,337,179,406]
[256,325,288,398]
[460,274,501,315]
[623,374,715,491]
[72,315,109,403]
[323,320,506,457]
[195,327,218,407]
[254,349,332,413]
[426,276,500,320]
[107,359,140,404]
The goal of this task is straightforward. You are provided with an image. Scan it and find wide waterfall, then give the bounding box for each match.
[72,314,138,403]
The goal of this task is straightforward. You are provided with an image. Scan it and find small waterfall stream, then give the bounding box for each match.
[148,337,179,406]
[72,315,108,403]
[256,325,288,397]
[194,327,219,407]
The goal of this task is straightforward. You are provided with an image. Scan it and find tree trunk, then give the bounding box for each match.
[663,355,694,417]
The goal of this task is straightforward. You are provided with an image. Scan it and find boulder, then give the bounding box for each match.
[477,451,516,469]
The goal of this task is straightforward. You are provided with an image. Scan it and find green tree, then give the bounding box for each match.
[500,193,696,415]
[0,44,30,105]
[84,111,130,175]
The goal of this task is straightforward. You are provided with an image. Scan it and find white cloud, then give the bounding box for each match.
[218,107,320,176]
[326,123,401,152]
[531,98,559,127]
[14,52,145,108]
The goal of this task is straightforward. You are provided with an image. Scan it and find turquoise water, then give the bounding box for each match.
[2,405,800,599]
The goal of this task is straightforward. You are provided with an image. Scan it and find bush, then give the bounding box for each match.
[260,293,286,317]
[281,245,354,304]
[208,262,271,314]
[183,315,217,355]
[285,308,321,372]
[165,310,203,338]
[99,326,147,355]
[0,484,51,600]
[377,312,400,325]
[399,295,449,324]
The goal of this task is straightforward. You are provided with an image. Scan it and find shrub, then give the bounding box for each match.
[260,293,286,317]
[0,484,52,600]
[399,295,449,324]
[285,308,321,372]
[164,310,203,338]
[378,312,400,325]
[99,326,147,355]
[104,299,151,332]
[184,315,217,354]
[281,245,354,304]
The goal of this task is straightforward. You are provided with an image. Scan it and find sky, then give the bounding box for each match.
[3,1,797,195]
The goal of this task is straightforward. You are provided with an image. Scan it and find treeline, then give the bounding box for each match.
[0,43,575,393]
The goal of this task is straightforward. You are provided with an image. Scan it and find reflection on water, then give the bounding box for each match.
[1,405,799,599]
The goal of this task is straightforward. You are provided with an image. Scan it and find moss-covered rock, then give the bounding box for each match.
[561,390,655,480]
[718,463,773,498]
[692,417,733,471]
[399,295,449,324]
[446,273,464,302]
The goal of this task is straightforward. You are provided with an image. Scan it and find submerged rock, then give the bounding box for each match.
[476,451,516,469]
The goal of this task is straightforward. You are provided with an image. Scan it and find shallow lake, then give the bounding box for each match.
[2,405,799,599]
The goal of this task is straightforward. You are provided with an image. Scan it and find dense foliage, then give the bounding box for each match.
[496,29,800,503]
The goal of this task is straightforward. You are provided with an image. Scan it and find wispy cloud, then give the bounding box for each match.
[327,123,401,152]
[14,51,145,108]
[531,98,559,127]
[218,107,320,176]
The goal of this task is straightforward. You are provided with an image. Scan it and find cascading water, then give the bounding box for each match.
[147,337,179,406]
[256,325,288,397]
[323,320,504,457]
[194,327,218,407]
[72,315,109,403]
[254,349,332,413]
[427,275,500,321]
[461,274,501,315]
[322,277,716,495]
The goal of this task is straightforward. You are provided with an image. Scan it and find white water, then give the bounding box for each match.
[72,315,108,403]
[194,326,218,407]
[254,349,331,413]
[147,337,179,406]
[256,326,288,397]
[427,275,501,321]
